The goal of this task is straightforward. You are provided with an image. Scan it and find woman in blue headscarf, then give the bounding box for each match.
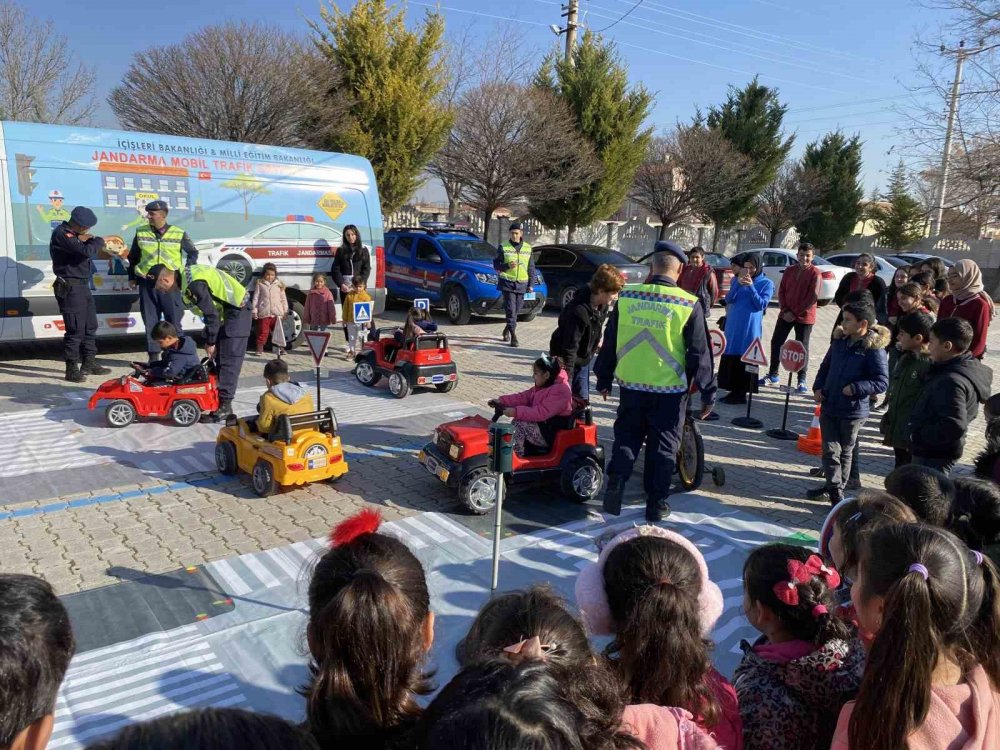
[718,252,774,405]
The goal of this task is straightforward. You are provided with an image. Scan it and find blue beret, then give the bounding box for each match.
[653,240,687,264]
[509,221,523,231]
[145,200,169,212]
[70,206,98,228]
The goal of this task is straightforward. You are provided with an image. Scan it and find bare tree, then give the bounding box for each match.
[109,22,309,146]
[432,83,599,238]
[631,125,754,240]
[754,162,825,246]
[0,3,95,124]
[428,24,540,218]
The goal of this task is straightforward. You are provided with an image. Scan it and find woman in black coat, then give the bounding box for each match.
[832,253,886,330]
[330,224,371,296]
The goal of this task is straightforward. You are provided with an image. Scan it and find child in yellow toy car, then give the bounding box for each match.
[256,359,314,435]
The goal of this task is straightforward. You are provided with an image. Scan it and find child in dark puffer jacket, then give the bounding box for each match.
[734,544,864,750]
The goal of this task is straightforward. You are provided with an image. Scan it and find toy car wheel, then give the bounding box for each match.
[435,380,457,393]
[460,467,498,515]
[355,354,381,387]
[170,399,201,427]
[712,466,726,487]
[215,441,238,475]
[388,371,410,399]
[251,459,277,497]
[105,400,136,428]
[560,455,603,503]
[676,418,705,491]
[445,287,472,325]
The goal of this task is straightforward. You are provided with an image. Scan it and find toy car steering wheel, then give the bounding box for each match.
[487,399,504,422]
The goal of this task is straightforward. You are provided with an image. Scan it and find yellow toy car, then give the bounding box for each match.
[215,407,349,496]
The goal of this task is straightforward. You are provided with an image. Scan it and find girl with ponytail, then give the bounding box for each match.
[302,509,434,750]
[833,523,1000,750]
[575,526,740,749]
[734,544,863,750]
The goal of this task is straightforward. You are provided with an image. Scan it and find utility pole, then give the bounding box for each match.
[565,0,579,65]
[931,41,967,237]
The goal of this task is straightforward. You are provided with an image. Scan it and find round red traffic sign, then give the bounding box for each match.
[780,340,807,373]
[709,329,726,358]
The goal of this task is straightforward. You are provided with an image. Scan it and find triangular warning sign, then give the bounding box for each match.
[740,336,768,367]
[353,302,372,324]
[303,330,332,367]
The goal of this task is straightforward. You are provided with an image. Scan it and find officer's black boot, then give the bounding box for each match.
[80,357,111,376]
[510,329,519,348]
[64,362,85,383]
[646,497,669,523]
[603,474,625,516]
[502,325,511,342]
[200,400,232,424]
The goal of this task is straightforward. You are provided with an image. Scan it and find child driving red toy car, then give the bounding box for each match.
[489,354,573,455]
[133,321,200,383]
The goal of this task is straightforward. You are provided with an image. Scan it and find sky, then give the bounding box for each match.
[36,0,952,203]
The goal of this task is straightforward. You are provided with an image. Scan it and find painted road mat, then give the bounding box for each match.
[51,495,816,749]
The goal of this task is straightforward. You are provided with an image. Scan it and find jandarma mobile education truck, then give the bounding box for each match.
[1,121,386,345]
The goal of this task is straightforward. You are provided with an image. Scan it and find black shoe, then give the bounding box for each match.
[806,484,830,500]
[830,491,844,506]
[502,325,511,342]
[80,359,111,376]
[201,401,233,423]
[510,334,519,348]
[64,362,85,383]
[809,466,824,477]
[648,498,671,520]
[603,475,625,516]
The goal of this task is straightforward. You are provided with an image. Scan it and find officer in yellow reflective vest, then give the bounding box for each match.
[150,263,252,421]
[492,222,536,347]
[594,241,717,522]
[128,200,198,360]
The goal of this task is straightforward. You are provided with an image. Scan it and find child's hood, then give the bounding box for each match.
[832,324,891,350]
[737,637,865,709]
[933,355,994,403]
[270,381,308,404]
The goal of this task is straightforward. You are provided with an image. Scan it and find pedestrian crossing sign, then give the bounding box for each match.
[414,298,430,311]
[353,301,372,324]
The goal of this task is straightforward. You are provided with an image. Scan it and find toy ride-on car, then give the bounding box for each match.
[354,328,458,399]
[87,360,219,428]
[215,407,349,497]
[418,399,604,514]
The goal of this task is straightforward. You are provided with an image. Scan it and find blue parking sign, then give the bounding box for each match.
[353,301,372,324]
[414,298,430,311]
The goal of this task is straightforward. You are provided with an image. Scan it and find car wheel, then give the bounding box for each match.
[560,285,577,310]
[460,467,498,514]
[355,354,381,386]
[170,399,201,427]
[215,441,238,475]
[435,380,457,393]
[218,255,253,287]
[283,297,305,348]
[105,400,136,428]
[560,455,603,502]
[445,287,472,325]
[388,371,410,399]
[676,418,705,491]
[251,459,277,497]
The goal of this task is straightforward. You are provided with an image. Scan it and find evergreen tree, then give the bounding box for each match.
[529,32,653,240]
[703,78,794,242]
[796,131,864,251]
[305,0,453,213]
[871,161,926,250]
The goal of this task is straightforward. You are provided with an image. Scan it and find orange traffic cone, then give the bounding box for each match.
[797,405,823,456]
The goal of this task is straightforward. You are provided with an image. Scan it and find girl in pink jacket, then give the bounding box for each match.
[491,354,573,456]
[831,522,1000,750]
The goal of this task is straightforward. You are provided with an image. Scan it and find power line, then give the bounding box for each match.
[593,0,644,32]
[786,94,914,113]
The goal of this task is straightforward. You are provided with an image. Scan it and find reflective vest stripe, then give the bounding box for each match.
[181,265,246,318]
[498,242,532,283]
[613,283,696,393]
[615,328,685,379]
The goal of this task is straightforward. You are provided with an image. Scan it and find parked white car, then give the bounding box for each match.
[824,253,903,288]
[752,248,850,306]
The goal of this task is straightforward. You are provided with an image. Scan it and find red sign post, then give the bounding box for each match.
[768,340,809,441]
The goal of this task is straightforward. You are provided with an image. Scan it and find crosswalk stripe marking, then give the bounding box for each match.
[241,553,281,589]
[208,558,251,596]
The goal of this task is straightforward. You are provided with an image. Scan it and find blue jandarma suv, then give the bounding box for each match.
[384,224,547,324]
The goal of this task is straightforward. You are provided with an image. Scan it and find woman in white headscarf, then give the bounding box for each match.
[940,259,995,359]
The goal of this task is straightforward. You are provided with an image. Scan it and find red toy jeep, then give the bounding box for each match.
[354,328,458,399]
[87,361,220,428]
[418,400,604,514]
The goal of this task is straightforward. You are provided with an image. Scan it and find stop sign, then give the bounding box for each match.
[780,340,807,373]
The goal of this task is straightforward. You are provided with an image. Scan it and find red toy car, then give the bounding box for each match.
[87,361,219,428]
[418,400,604,514]
[354,328,458,399]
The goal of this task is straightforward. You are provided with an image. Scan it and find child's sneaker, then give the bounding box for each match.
[758,373,780,386]
[795,383,810,395]
[254,348,263,356]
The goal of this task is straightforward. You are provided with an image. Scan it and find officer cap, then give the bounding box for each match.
[145,200,169,213]
[509,221,523,231]
[653,240,687,264]
[70,206,98,228]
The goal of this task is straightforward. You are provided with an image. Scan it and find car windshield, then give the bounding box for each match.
[438,238,496,261]
[811,256,832,265]
[881,255,907,268]
[704,254,729,267]
[582,247,633,264]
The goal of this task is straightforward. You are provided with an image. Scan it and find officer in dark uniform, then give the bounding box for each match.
[128,200,198,360]
[148,263,253,421]
[594,241,716,522]
[49,207,113,382]
[493,222,535,348]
